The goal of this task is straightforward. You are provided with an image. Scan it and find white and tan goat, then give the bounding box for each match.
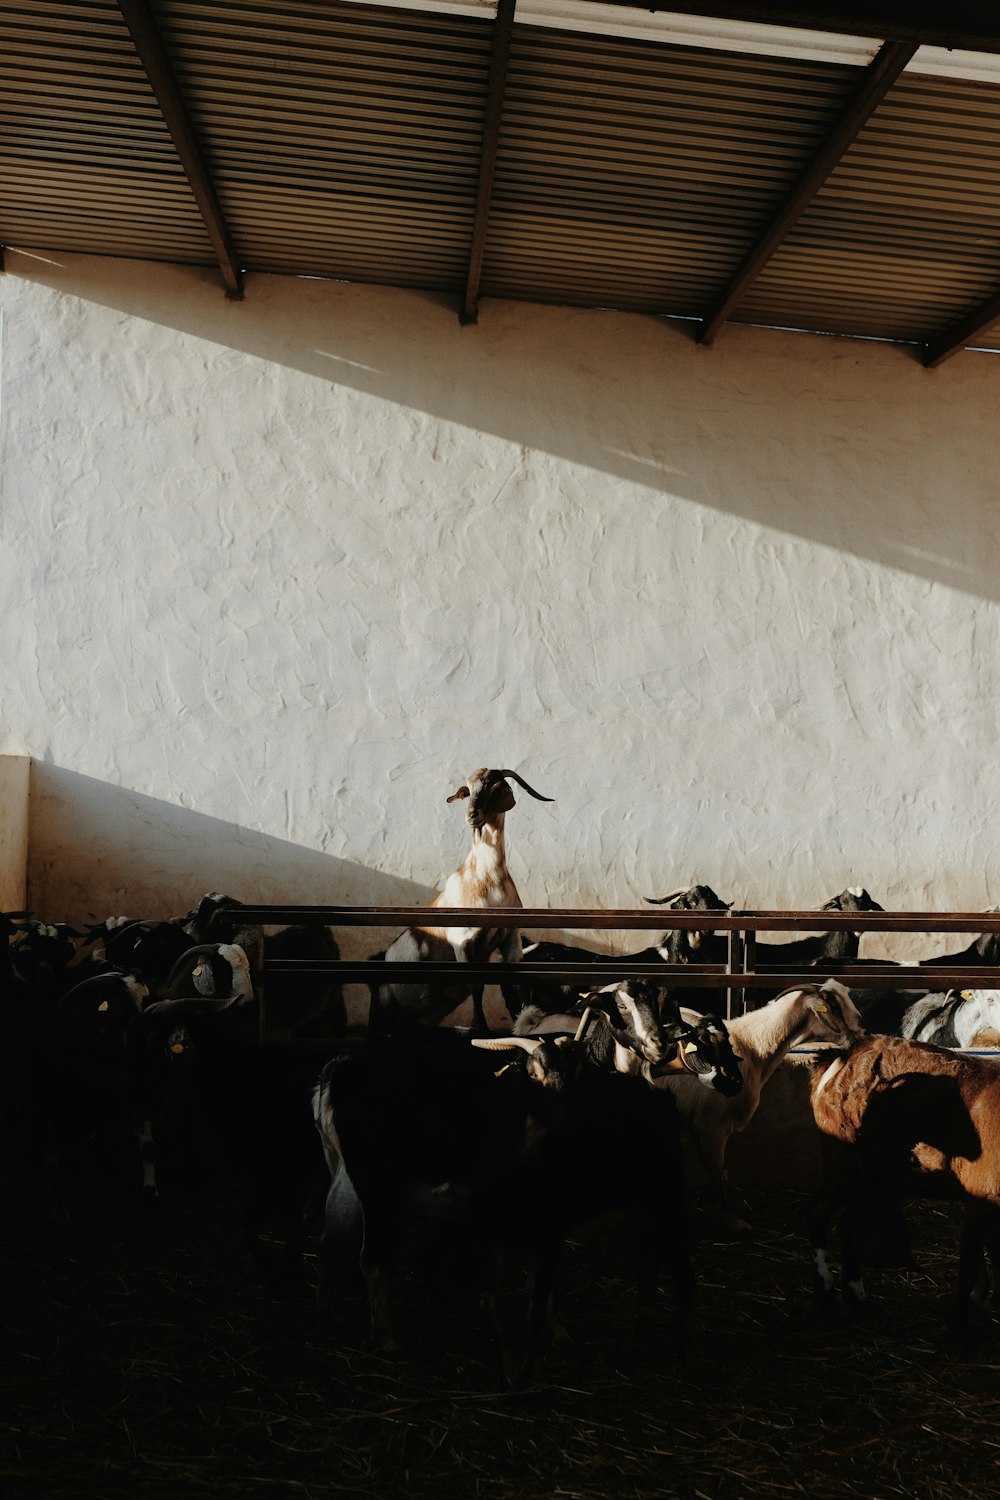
[657,979,866,1232]
[370,767,552,1034]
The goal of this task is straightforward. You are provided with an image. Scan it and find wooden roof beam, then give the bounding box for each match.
[924,292,1000,368]
[576,2,1000,53]
[460,0,517,325]
[696,38,916,346]
[116,0,243,299]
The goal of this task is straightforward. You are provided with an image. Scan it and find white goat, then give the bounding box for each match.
[371,767,552,1034]
[892,988,1000,1049]
[656,980,867,1232]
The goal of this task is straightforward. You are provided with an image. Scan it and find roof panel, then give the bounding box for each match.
[0,2,999,358]
[482,25,861,318]
[153,0,493,292]
[738,70,1000,342]
[0,0,214,263]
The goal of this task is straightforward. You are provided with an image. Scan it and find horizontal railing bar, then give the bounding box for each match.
[264,960,725,981]
[228,905,1000,933]
[261,959,1000,988]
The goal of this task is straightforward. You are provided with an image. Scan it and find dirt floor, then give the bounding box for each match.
[4,1165,1000,1500]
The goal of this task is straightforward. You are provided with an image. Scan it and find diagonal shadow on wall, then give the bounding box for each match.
[27,764,431,1013]
[8,249,1000,604]
[27,761,649,1005]
[26,763,579,1025]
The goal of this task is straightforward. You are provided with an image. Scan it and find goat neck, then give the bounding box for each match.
[727,984,858,1090]
[435,810,520,913]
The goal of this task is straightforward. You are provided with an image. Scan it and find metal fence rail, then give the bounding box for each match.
[224,905,1000,1025]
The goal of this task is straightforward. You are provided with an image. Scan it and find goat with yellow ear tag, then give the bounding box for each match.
[656,981,865,1235]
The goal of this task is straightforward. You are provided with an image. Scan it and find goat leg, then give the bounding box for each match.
[514,1238,563,1390]
[691,1130,750,1235]
[950,1201,993,1342]
[470,986,489,1036]
[651,1201,694,1369]
[479,1246,517,1390]
[359,1199,404,1353]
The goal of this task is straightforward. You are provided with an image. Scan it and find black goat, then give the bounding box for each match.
[919,912,1000,971]
[314,1022,692,1386]
[518,884,731,1016]
[9,918,81,1006]
[136,992,329,1285]
[262,923,346,1038]
[183,892,345,1038]
[756,887,884,965]
[78,917,195,996]
[744,887,885,1009]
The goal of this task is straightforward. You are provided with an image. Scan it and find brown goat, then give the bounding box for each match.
[809,1035,1000,1336]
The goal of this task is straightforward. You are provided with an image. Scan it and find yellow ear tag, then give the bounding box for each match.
[493,1063,513,1078]
[171,1042,186,1055]
[684,1041,699,1054]
[815,1003,828,1012]
[961,990,974,1000]
[192,965,205,979]
[98,1000,109,1012]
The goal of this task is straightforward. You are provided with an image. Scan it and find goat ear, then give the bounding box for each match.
[579,988,613,1013]
[447,785,471,803]
[659,993,682,1025]
[660,1019,691,1042]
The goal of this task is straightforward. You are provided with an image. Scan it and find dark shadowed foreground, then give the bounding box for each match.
[3,1173,1000,1500]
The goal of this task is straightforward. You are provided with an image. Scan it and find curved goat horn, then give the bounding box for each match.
[163,944,237,989]
[57,973,147,1017]
[143,993,242,1018]
[573,1005,597,1043]
[494,770,553,801]
[643,888,687,907]
[471,1036,544,1053]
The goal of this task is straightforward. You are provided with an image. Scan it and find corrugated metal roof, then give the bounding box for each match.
[740,71,1000,343]
[1,1,999,359]
[482,29,859,313]
[0,1,213,263]
[156,0,493,287]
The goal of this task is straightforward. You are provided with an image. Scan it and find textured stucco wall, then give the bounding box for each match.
[3,249,1000,1004]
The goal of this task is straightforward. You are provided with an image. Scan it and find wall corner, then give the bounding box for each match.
[0,754,31,911]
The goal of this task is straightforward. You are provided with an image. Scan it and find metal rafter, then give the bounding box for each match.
[574,1,1000,52]
[460,0,517,326]
[924,293,1000,368]
[116,0,244,298]
[696,38,916,346]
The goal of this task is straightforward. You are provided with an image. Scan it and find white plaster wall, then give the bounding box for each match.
[3,249,1000,993]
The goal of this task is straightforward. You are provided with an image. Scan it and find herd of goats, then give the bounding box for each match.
[5,765,1000,1386]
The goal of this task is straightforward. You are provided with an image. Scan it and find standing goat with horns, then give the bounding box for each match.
[369,767,553,1035]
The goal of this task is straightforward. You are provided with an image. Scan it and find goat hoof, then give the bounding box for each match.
[371,1335,404,1358]
[714,1215,751,1239]
[812,1280,837,1311]
[945,1319,981,1358]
